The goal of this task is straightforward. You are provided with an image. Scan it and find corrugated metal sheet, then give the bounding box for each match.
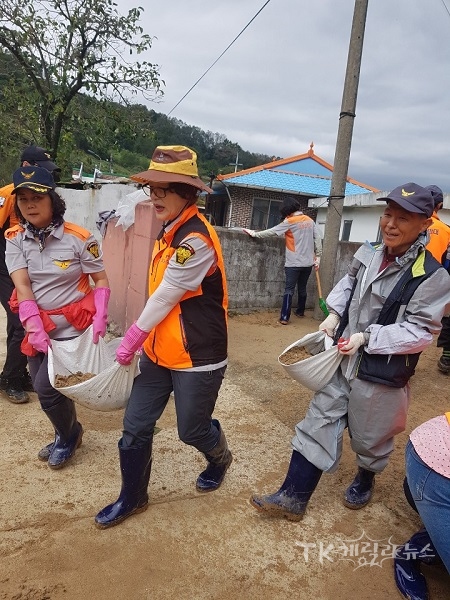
[222,170,372,196]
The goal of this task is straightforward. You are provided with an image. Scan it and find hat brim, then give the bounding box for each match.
[12,182,54,194]
[131,169,213,194]
[376,197,431,217]
[36,159,60,172]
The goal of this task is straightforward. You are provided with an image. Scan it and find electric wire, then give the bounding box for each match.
[167,0,272,116]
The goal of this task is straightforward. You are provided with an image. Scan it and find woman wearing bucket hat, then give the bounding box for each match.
[5,166,110,469]
[95,145,232,529]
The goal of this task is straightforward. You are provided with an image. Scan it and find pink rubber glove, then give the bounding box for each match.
[92,287,111,343]
[338,332,365,356]
[116,323,149,366]
[18,300,52,354]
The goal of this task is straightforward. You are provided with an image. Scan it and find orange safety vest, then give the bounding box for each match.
[143,205,228,369]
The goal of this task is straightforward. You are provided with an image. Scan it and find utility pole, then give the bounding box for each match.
[314,0,369,320]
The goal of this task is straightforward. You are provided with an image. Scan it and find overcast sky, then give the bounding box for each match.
[115,0,450,193]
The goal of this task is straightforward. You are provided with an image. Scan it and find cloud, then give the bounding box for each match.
[116,0,450,192]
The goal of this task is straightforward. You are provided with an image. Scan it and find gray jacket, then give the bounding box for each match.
[326,234,450,380]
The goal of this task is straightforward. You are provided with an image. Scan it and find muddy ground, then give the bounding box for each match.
[0,309,449,599]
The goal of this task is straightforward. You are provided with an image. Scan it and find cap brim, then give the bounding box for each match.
[36,159,60,172]
[12,182,53,194]
[131,168,213,193]
[376,197,429,216]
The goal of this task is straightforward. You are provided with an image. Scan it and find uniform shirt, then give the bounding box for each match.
[5,221,105,338]
[426,211,450,264]
[253,211,322,268]
[410,414,450,479]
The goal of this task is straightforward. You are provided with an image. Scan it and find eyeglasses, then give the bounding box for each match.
[142,185,172,199]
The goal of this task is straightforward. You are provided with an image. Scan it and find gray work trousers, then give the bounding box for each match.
[292,366,410,473]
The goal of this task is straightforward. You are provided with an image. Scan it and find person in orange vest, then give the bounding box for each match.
[425,185,450,373]
[95,146,231,529]
[0,145,61,403]
[5,166,110,469]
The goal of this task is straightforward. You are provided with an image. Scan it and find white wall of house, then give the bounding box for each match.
[311,191,450,243]
[57,183,138,241]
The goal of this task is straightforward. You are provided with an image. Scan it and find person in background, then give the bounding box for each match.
[95,145,231,529]
[5,166,110,469]
[0,145,61,404]
[425,185,450,374]
[243,196,322,324]
[394,412,450,600]
[250,183,450,521]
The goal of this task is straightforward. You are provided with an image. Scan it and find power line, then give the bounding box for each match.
[167,0,272,116]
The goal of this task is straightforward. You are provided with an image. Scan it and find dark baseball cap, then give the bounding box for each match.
[376,182,434,218]
[20,144,60,172]
[12,166,56,194]
[426,184,444,207]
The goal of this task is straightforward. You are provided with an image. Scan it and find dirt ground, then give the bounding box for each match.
[1,308,449,599]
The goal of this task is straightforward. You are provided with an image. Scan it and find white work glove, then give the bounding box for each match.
[242,228,256,237]
[338,332,365,356]
[319,312,340,338]
[313,256,321,271]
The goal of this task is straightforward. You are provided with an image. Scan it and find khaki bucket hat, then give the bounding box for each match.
[131,145,213,193]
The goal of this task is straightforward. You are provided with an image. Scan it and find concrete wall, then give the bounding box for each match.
[58,183,137,241]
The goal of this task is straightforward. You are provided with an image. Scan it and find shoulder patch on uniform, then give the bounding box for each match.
[175,243,195,265]
[87,241,100,258]
[63,222,91,241]
[5,225,25,240]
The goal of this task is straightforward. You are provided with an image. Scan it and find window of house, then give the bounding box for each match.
[342,220,352,241]
[250,198,282,229]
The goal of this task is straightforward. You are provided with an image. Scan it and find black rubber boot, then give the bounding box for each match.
[279,294,292,324]
[343,467,375,509]
[250,450,322,521]
[42,397,83,469]
[95,441,152,529]
[196,419,233,492]
[394,528,441,600]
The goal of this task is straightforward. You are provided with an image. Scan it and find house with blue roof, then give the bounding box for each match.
[211,143,379,235]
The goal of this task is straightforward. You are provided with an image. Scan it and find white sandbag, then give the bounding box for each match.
[278,330,343,391]
[47,326,139,411]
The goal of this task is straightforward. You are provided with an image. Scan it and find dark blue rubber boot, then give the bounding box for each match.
[394,528,440,600]
[250,450,322,521]
[343,467,375,509]
[95,441,152,529]
[42,398,83,469]
[196,419,232,492]
[279,294,292,324]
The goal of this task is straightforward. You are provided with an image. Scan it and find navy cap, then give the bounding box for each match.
[20,144,60,172]
[376,182,434,218]
[12,166,56,194]
[426,184,444,208]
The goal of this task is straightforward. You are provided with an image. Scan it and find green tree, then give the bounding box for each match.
[0,0,163,160]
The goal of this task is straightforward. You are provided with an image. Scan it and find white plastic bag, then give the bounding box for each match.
[278,330,343,391]
[115,188,148,231]
[47,326,139,411]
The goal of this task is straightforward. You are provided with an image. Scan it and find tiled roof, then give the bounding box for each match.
[216,144,379,196]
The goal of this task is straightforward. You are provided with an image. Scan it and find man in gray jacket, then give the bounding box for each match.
[250,182,450,520]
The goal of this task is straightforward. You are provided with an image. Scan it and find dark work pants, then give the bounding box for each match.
[284,266,313,315]
[28,351,71,410]
[0,261,28,381]
[437,315,450,351]
[122,351,226,452]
